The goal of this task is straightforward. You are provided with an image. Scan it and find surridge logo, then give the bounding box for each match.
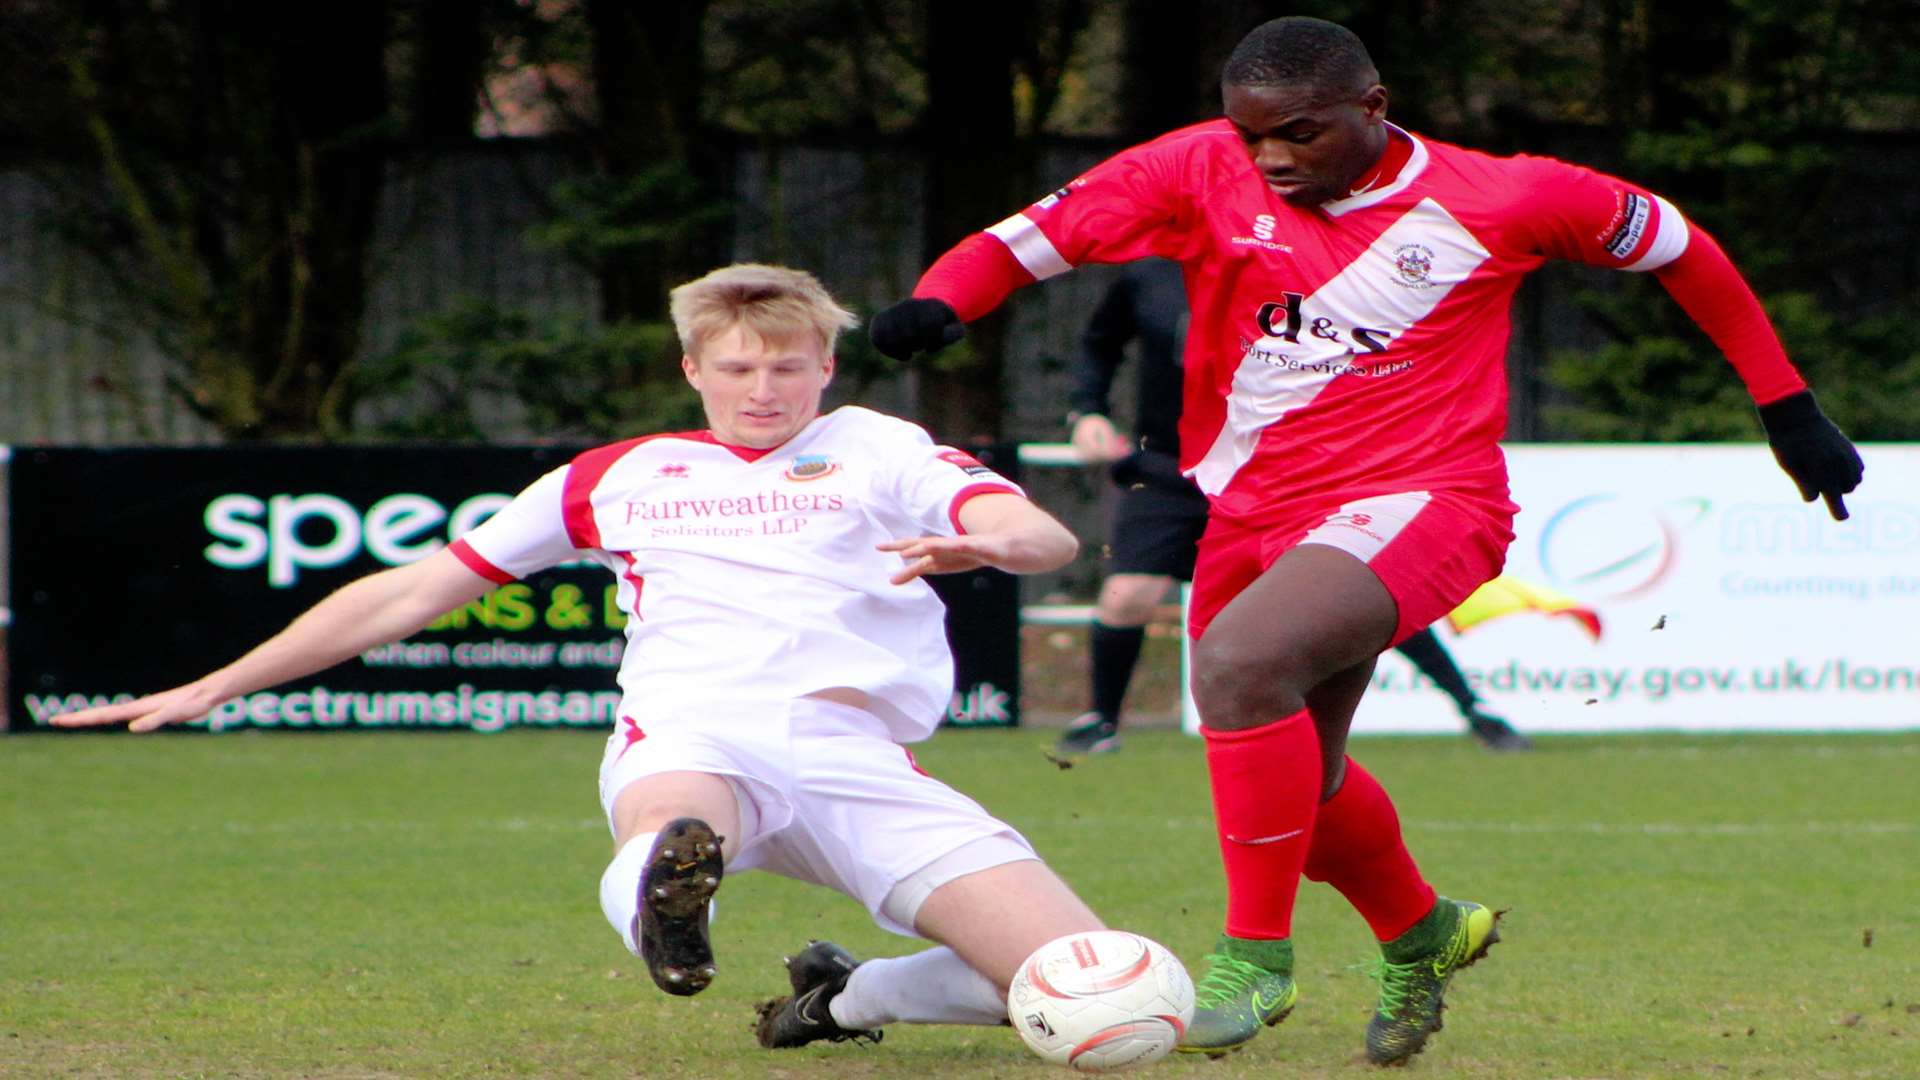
[1232,213,1294,252]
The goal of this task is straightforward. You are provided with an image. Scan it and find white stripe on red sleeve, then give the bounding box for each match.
[985,212,1073,280]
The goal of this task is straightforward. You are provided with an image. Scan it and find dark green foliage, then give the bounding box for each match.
[527,164,733,296]
[353,300,702,443]
[1535,1,1920,442]
[1545,285,1920,443]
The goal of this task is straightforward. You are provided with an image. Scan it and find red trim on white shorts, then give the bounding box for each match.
[614,716,647,761]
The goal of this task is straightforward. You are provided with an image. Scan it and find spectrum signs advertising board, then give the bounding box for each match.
[6,446,1019,733]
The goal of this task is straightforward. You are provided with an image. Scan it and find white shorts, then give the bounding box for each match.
[597,697,1038,936]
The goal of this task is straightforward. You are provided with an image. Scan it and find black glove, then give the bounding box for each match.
[1756,390,1863,521]
[870,297,964,361]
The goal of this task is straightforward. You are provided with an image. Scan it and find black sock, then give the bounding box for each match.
[1394,627,1477,715]
[1088,622,1146,726]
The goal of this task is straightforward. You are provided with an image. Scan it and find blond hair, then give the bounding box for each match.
[669,263,859,357]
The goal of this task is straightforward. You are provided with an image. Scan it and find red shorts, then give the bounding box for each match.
[1188,489,1516,648]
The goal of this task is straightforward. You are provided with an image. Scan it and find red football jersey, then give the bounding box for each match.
[978,121,1701,527]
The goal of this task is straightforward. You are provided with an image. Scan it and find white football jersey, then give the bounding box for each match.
[449,406,1021,741]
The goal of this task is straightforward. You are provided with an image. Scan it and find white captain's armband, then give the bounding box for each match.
[1601,192,1690,272]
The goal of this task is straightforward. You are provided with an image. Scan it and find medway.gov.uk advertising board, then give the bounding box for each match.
[1354,444,1918,734]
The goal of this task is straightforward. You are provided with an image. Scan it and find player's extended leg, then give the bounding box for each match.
[1059,572,1172,755]
[757,852,1103,1046]
[1179,543,1397,1056]
[1301,622,1504,1065]
[601,772,742,996]
[909,857,1105,986]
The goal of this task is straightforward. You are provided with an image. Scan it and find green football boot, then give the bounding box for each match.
[1176,935,1298,1057]
[1365,898,1502,1066]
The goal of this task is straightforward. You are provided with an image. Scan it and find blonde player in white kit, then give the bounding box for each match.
[54,263,1106,1051]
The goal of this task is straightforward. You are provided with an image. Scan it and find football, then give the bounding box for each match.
[1006,930,1196,1071]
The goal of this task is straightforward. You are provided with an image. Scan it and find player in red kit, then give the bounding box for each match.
[872,16,1863,1067]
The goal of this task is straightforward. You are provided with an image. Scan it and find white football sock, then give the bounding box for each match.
[829,947,1008,1028]
[598,833,655,956]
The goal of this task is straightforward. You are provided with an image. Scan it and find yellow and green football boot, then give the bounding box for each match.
[1365,898,1502,1066]
[1177,935,1298,1057]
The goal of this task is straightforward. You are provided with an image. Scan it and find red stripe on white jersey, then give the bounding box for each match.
[562,437,650,550]
[561,430,730,548]
[615,550,646,621]
[447,537,516,585]
[947,482,1022,534]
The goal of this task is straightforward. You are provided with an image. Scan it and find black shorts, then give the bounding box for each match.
[1105,451,1210,580]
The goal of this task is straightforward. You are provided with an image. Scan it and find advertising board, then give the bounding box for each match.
[6,445,1020,732]
[1355,445,1919,733]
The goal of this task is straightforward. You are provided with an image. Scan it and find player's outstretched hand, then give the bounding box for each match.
[878,534,1009,584]
[49,681,221,733]
[870,298,964,361]
[1757,390,1864,521]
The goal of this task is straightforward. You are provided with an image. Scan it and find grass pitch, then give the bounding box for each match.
[4,729,1916,1079]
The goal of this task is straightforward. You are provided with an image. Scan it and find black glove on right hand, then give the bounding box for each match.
[1756,389,1864,521]
[870,298,964,361]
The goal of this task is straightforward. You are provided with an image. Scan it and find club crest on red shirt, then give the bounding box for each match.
[1392,243,1436,289]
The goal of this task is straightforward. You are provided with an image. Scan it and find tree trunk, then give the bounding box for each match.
[259,1,391,437]
[65,0,393,440]
[408,0,490,142]
[1119,0,1212,136]
[919,0,1023,443]
[584,0,718,323]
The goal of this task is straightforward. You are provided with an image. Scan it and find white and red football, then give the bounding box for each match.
[1006,930,1196,1072]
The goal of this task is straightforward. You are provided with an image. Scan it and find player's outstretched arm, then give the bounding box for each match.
[879,493,1078,585]
[1753,390,1863,520]
[871,234,1041,361]
[1650,228,1864,519]
[51,549,497,732]
[870,297,965,362]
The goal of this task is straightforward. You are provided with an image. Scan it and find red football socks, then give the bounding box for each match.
[1303,758,1437,941]
[1202,710,1321,940]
